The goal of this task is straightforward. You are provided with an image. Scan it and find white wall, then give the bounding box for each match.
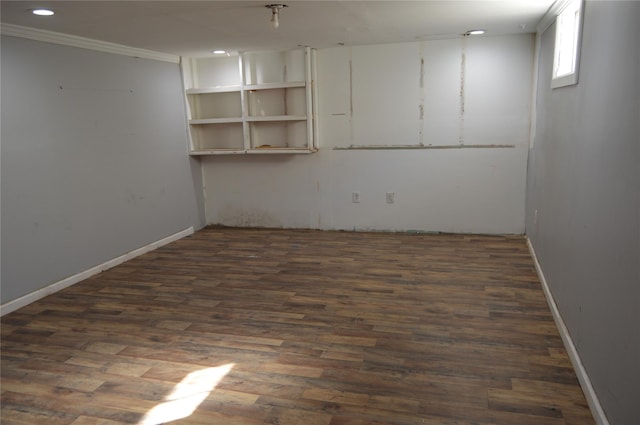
[526,2,640,423]
[202,34,534,234]
[1,36,205,304]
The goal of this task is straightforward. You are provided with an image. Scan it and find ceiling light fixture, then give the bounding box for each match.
[32,8,54,16]
[212,50,227,55]
[466,29,486,36]
[265,4,287,30]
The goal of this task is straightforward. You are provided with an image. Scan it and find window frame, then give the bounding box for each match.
[551,0,584,88]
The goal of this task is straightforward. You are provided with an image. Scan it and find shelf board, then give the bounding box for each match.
[186,86,241,94]
[246,115,307,122]
[244,81,306,91]
[189,147,317,156]
[189,117,243,125]
[189,149,246,156]
[247,147,317,154]
[190,116,306,124]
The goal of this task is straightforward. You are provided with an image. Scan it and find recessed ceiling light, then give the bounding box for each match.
[212,50,227,55]
[32,9,54,16]
[466,29,486,36]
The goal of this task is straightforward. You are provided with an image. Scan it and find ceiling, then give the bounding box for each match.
[1,1,555,57]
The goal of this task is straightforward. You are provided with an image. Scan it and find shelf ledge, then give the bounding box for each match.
[189,118,243,124]
[244,81,306,90]
[186,86,241,94]
[189,149,246,156]
[246,115,307,122]
[247,147,317,154]
[190,148,317,156]
[333,144,516,150]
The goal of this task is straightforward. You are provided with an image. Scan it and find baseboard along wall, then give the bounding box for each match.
[0,227,194,316]
[526,238,610,425]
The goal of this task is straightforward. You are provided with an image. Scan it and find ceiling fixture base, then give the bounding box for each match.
[265,4,287,29]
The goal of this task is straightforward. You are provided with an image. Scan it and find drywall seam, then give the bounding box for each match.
[0,227,194,316]
[526,238,610,425]
[0,24,179,63]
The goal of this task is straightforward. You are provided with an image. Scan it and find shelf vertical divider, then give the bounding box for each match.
[310,48,318,151]
[239,53,250,152]
[181,56,197,152]
[190,57,199,89]
[304,47,314,150]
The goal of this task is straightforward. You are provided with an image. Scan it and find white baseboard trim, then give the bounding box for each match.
[526,238,610,425]
[1,227,194,316]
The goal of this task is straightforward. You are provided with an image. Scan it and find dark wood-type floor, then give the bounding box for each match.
[1,227,595,425]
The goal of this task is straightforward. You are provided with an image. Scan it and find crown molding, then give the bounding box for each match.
[536,0,578,34]
[0,23,179,64]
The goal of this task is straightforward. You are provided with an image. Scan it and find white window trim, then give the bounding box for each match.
[551,0,584,88]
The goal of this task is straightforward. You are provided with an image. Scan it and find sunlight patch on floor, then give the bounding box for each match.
[138,363,234,425]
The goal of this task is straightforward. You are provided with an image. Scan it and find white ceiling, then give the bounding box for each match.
[1,1,555,57]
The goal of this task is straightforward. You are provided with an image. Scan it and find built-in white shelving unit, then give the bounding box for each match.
[182,47,317,155]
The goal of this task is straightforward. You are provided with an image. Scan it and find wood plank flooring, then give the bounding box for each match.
[1,227,595,425]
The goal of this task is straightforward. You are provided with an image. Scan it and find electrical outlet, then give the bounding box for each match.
[352,192,360,203]
[386,192,395,204]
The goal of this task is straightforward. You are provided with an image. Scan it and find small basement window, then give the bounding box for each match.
[552,0,584,88]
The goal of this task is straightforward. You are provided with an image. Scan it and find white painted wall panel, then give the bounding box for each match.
[317,47,352,148]
[195,55,240,87]
[202,147,527,234]
[202,34,534,234]
[422,38,463,146]
[351,43,422,146]
[464,36,534,146]
[202,154,324,229]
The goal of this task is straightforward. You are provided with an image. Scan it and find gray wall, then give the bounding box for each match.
[1,36,205,304]
[526,2,639,424]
